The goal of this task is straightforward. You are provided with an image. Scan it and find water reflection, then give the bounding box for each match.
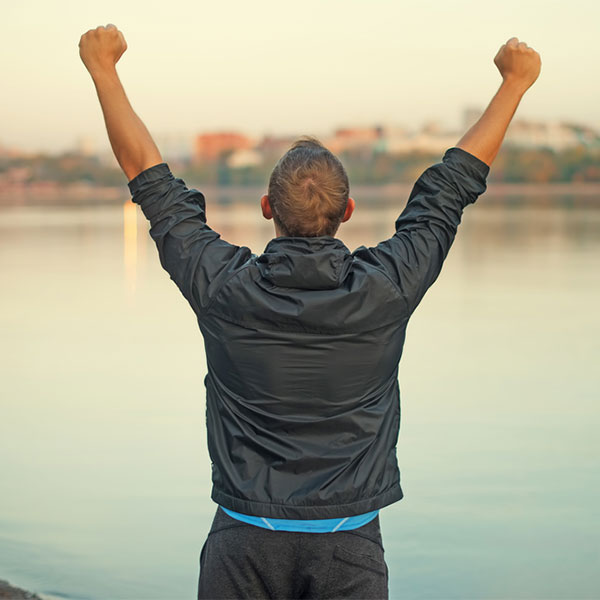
[123,201,138,299]
[0,196,599,600]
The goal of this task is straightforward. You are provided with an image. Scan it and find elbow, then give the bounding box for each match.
[116,147,163,183]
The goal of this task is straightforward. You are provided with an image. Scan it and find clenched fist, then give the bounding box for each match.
[494,37,541,94]
[79,24,127,75]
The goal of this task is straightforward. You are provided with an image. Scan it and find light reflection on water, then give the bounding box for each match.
[0,197,599,600]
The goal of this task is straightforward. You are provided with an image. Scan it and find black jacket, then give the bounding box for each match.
[128,146,490,519]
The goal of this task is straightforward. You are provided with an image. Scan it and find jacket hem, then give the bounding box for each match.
[210,485,404,519]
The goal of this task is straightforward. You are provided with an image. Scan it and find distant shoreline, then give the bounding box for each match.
[0,579,41,600]
[0,181,599,207]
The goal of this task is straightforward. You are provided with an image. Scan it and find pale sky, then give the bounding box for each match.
[1,0,599,153]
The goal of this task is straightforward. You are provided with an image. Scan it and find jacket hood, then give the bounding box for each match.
[256,236,353,290]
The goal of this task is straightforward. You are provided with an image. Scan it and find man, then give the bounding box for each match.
[79,26,541,600]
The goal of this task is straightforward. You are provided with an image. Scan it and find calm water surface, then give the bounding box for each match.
[1,194,599,599]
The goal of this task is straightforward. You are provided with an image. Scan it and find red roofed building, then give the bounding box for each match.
[194,132,253,163]
[326,127,383,154]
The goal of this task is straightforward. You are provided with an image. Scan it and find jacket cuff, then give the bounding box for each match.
[127,162,172,199]
[443,147,490,183]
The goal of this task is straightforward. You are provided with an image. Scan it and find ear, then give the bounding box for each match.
[261,194,273,220]
[341,197,355,223]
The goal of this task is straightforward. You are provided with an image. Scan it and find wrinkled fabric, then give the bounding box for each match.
[128,146,490,519]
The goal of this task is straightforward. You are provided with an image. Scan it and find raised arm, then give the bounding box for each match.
[355,37,542,315]
[456,37,542,167]
[79,24,163,181]
[79,24,252,316]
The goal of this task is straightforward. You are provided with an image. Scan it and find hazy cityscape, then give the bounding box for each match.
[1,108,599,206]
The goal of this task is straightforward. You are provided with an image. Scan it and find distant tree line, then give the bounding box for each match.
[2,146,599,188]
[0,153,125,186]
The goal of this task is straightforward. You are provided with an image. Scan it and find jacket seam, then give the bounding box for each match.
[199,255,257,318]
[353,255,411,311]
[213,486,401,509]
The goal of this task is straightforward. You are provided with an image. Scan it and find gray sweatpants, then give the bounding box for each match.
[197,505,389,599]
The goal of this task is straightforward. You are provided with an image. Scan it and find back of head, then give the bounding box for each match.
[268,137,350,237]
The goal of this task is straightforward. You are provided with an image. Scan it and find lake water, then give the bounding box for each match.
[1,193,599,600]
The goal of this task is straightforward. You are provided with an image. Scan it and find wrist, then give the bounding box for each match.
[88,63,118,83]
[500,76,528,97]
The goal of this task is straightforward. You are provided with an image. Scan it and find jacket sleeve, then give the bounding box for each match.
[128,162,253,315]
[353,147,490,315]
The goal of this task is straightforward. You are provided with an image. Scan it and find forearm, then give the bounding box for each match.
[456,79,525,168]
[90,66,162,181]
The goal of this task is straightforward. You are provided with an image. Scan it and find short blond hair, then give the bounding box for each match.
[267,137,350,237]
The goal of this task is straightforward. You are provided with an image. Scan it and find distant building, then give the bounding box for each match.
[504,119,598,151]
[0,165,31,185]
[226,149,263,169]
[382,122,459,155]
[326,127,383,154]
[255,135,298,158]
[155,132,195,162]
[194,132,253,163]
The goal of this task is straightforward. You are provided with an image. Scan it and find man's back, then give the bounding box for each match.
[128,146,490,519]
[202,235,406,518]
